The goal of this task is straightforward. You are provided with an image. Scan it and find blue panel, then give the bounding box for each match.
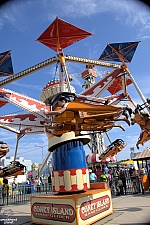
[52,140,86,171]
[0,51,14,76]
[99,41,140,63]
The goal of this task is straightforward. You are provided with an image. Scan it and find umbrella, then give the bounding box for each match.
[120,160,134,165]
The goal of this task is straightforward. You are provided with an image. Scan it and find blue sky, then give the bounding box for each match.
[0,0,150,164]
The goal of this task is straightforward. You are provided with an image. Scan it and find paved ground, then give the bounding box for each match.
[0,192,150,225]
[96,192,150,225]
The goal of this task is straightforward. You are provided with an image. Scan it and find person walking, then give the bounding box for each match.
[107,169,113,189]
[48,174,52,191]
[100,169,108,183]
[104,165,109,174]
[119,169,127,195]
[12,178,17,199]
[96,167,102,182]
[2,177,9,205]
[112,167,120,196]
[40,177,44,191]
[148,164,150,192]
[138,168,145,194]
[124,166,130,184]
[130,167,139,194]
[89,169,97,183]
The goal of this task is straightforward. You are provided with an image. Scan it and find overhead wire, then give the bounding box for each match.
[9,145,48,157]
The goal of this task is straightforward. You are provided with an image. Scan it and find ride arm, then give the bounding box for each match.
[44,106,67,116]
[44,110,60,115]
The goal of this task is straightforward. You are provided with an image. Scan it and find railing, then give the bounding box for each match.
[0,183,52,206]
[0,177,145,206]
[108,176,145,196]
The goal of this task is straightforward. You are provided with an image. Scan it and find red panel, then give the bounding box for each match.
[108,77,132,95]
[81,69,123,97]
[0,99,8,108]
[92,153,96,163]
[37,17,93,52]
[81,69,97,78]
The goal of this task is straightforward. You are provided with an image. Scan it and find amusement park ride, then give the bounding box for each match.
[0,141,9,159]
[0,17,150,224]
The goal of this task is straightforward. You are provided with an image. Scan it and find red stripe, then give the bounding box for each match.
[92,154,96,163]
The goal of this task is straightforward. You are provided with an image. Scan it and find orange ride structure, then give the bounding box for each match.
[0,17,149,224]
[0,141,9,159]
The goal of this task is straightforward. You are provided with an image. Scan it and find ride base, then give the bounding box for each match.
[31,183,113,225]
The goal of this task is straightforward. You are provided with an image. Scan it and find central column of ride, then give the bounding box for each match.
[52,139,90,193]
[31,18,113,225]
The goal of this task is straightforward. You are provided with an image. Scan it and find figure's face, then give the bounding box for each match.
[58,99,66,107]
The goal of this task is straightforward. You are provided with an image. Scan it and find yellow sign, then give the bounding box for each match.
[32,162,39,171]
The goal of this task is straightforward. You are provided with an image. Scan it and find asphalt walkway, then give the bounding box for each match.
[0,192,150,225]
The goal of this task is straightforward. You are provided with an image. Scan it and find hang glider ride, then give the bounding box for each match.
[44,93,131,136]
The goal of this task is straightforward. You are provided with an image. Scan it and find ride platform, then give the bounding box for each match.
[31,182,113,225]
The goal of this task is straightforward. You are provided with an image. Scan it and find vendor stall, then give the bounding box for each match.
[133,148,150,191]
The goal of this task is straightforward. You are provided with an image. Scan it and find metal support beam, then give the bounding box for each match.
[125,68,150,113]
[0,56,57,87]
[0,124,20,134]
[39,152,51,175]
[65,55,121,69]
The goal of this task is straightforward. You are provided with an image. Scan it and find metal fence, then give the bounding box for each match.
[0,178,145,206]
[110,176,145,196]
[0,183,52,206]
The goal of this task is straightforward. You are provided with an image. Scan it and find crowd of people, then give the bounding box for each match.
[1,164,149,205]
[89,164,150,196]
[23,175,52,193]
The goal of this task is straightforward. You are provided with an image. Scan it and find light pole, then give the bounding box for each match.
[35,145,44,163]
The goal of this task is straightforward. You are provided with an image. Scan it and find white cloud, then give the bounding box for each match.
[0,0,25,32]
[12,81,42,91]
[140,35,150,40]
[72,77,83,89]
[0,127,49,163]
[1,0,150,39]
[0,18,4,29]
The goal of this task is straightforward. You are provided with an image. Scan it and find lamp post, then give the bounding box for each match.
[35,145,44,163]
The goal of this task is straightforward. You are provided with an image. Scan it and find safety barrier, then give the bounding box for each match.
[0,183,52,206]
[110,176,145,196]
[0,177,146,206]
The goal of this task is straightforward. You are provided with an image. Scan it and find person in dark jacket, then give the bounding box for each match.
[2,177,9,204]
[119,169,127,195]
[48,174,52,191]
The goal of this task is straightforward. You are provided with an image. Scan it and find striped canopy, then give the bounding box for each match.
[133,148,150,160]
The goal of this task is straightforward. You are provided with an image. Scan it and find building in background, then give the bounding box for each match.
[130,147,141,160]
[39,158,53,177]
[26,158,53,179]
[0,156,32,171]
